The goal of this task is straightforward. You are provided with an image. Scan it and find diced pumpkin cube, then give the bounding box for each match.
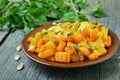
[45,41,56,49]
[38,52,44,58]
[70,54,80,62]
[89,40,105,50]
[37,38,44,48]
[72,21,80,30]
[43,49,56,58]
[81,27,90,36]
[28,44,36,52]
[78,53,84,61]
[56,41,66,52]
[35,45,46,54]
[94,47,107,57]
[90,28,98,41]
[80,22,93,31]
[35,48,41,53]
[101,28,108,41]
[65,46,77,55]
[78,46,90,57]
[103,36,111,47]
[30,38,37,47]
[38,45,46,52]
[55,52,70,63]
[88,53,99,60]
[71,32,85,43]
[66,37,73,42]
[27,37,36,52]
[42,34,50,42]
[47,56,55,61]
[79,42,90,49]
[35,32,41,42]
[27,37,34,43]
[66,42,73,47]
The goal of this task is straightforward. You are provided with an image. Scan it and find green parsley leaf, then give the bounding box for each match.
[54,31,62,35]
[67,32,73,37]
[90,2,107,18]
[92,10,107,18]
[0,0,107,35]
[76,0,88,9]
[62,12,75,21]
[91,2,101,12]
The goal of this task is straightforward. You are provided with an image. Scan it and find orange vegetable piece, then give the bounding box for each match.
[78,46,90,57]
[89,40,105,49]
[35,45,46,53]
[45,41,56,49]
[88,53,98,60]
[78,53,84,61]
[101,28,108,41]
[43,49,56,58]
[66,42,73,47]
[38,52,44,58]
[27,37,34,43]
[28,38,37,52]
[31,38,37,47]
[81,27,90,36]
[94,47,107,57]
[72,21,80,30]
[90,29,98,41]
[56,41,66,52]
[35,48,41,53]
[28,44,36,52]
[35,32,41,42]
[70,54,80,62]
[47,56,55,61]
[103,36,111,47]
[37,38,44,48]
[65,46,77,55]
[55,52,70,63]
[71,32,85,43]
[66,37,73,42]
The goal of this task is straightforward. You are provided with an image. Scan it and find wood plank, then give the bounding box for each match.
[0,30,10,45]
[99,57,120,80]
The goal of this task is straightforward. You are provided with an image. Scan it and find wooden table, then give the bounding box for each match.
[0,0,120,80]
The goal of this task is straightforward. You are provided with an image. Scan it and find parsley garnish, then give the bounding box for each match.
[0,0,107,35]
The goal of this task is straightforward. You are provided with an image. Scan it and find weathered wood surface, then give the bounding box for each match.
[0,0,120,80]
[0,30,9,45]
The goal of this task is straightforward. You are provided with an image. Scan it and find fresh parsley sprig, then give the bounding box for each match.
[0,0,107,35]
[90,2,107,18]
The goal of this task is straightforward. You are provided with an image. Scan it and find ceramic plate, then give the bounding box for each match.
[22,22,119,68]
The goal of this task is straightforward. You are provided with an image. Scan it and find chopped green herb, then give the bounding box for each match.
[68,24,73,29]
[72,43,79,53]
[77,27,82,32]
[92,22,98,25]
[67,32,73,37]
[46,40,56,45]
[78,52,82,55]
[94,46,98,50]
[77,43,81,48]
[41,30,48,35]
[92,26,96,29]
[54,31,62,35]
